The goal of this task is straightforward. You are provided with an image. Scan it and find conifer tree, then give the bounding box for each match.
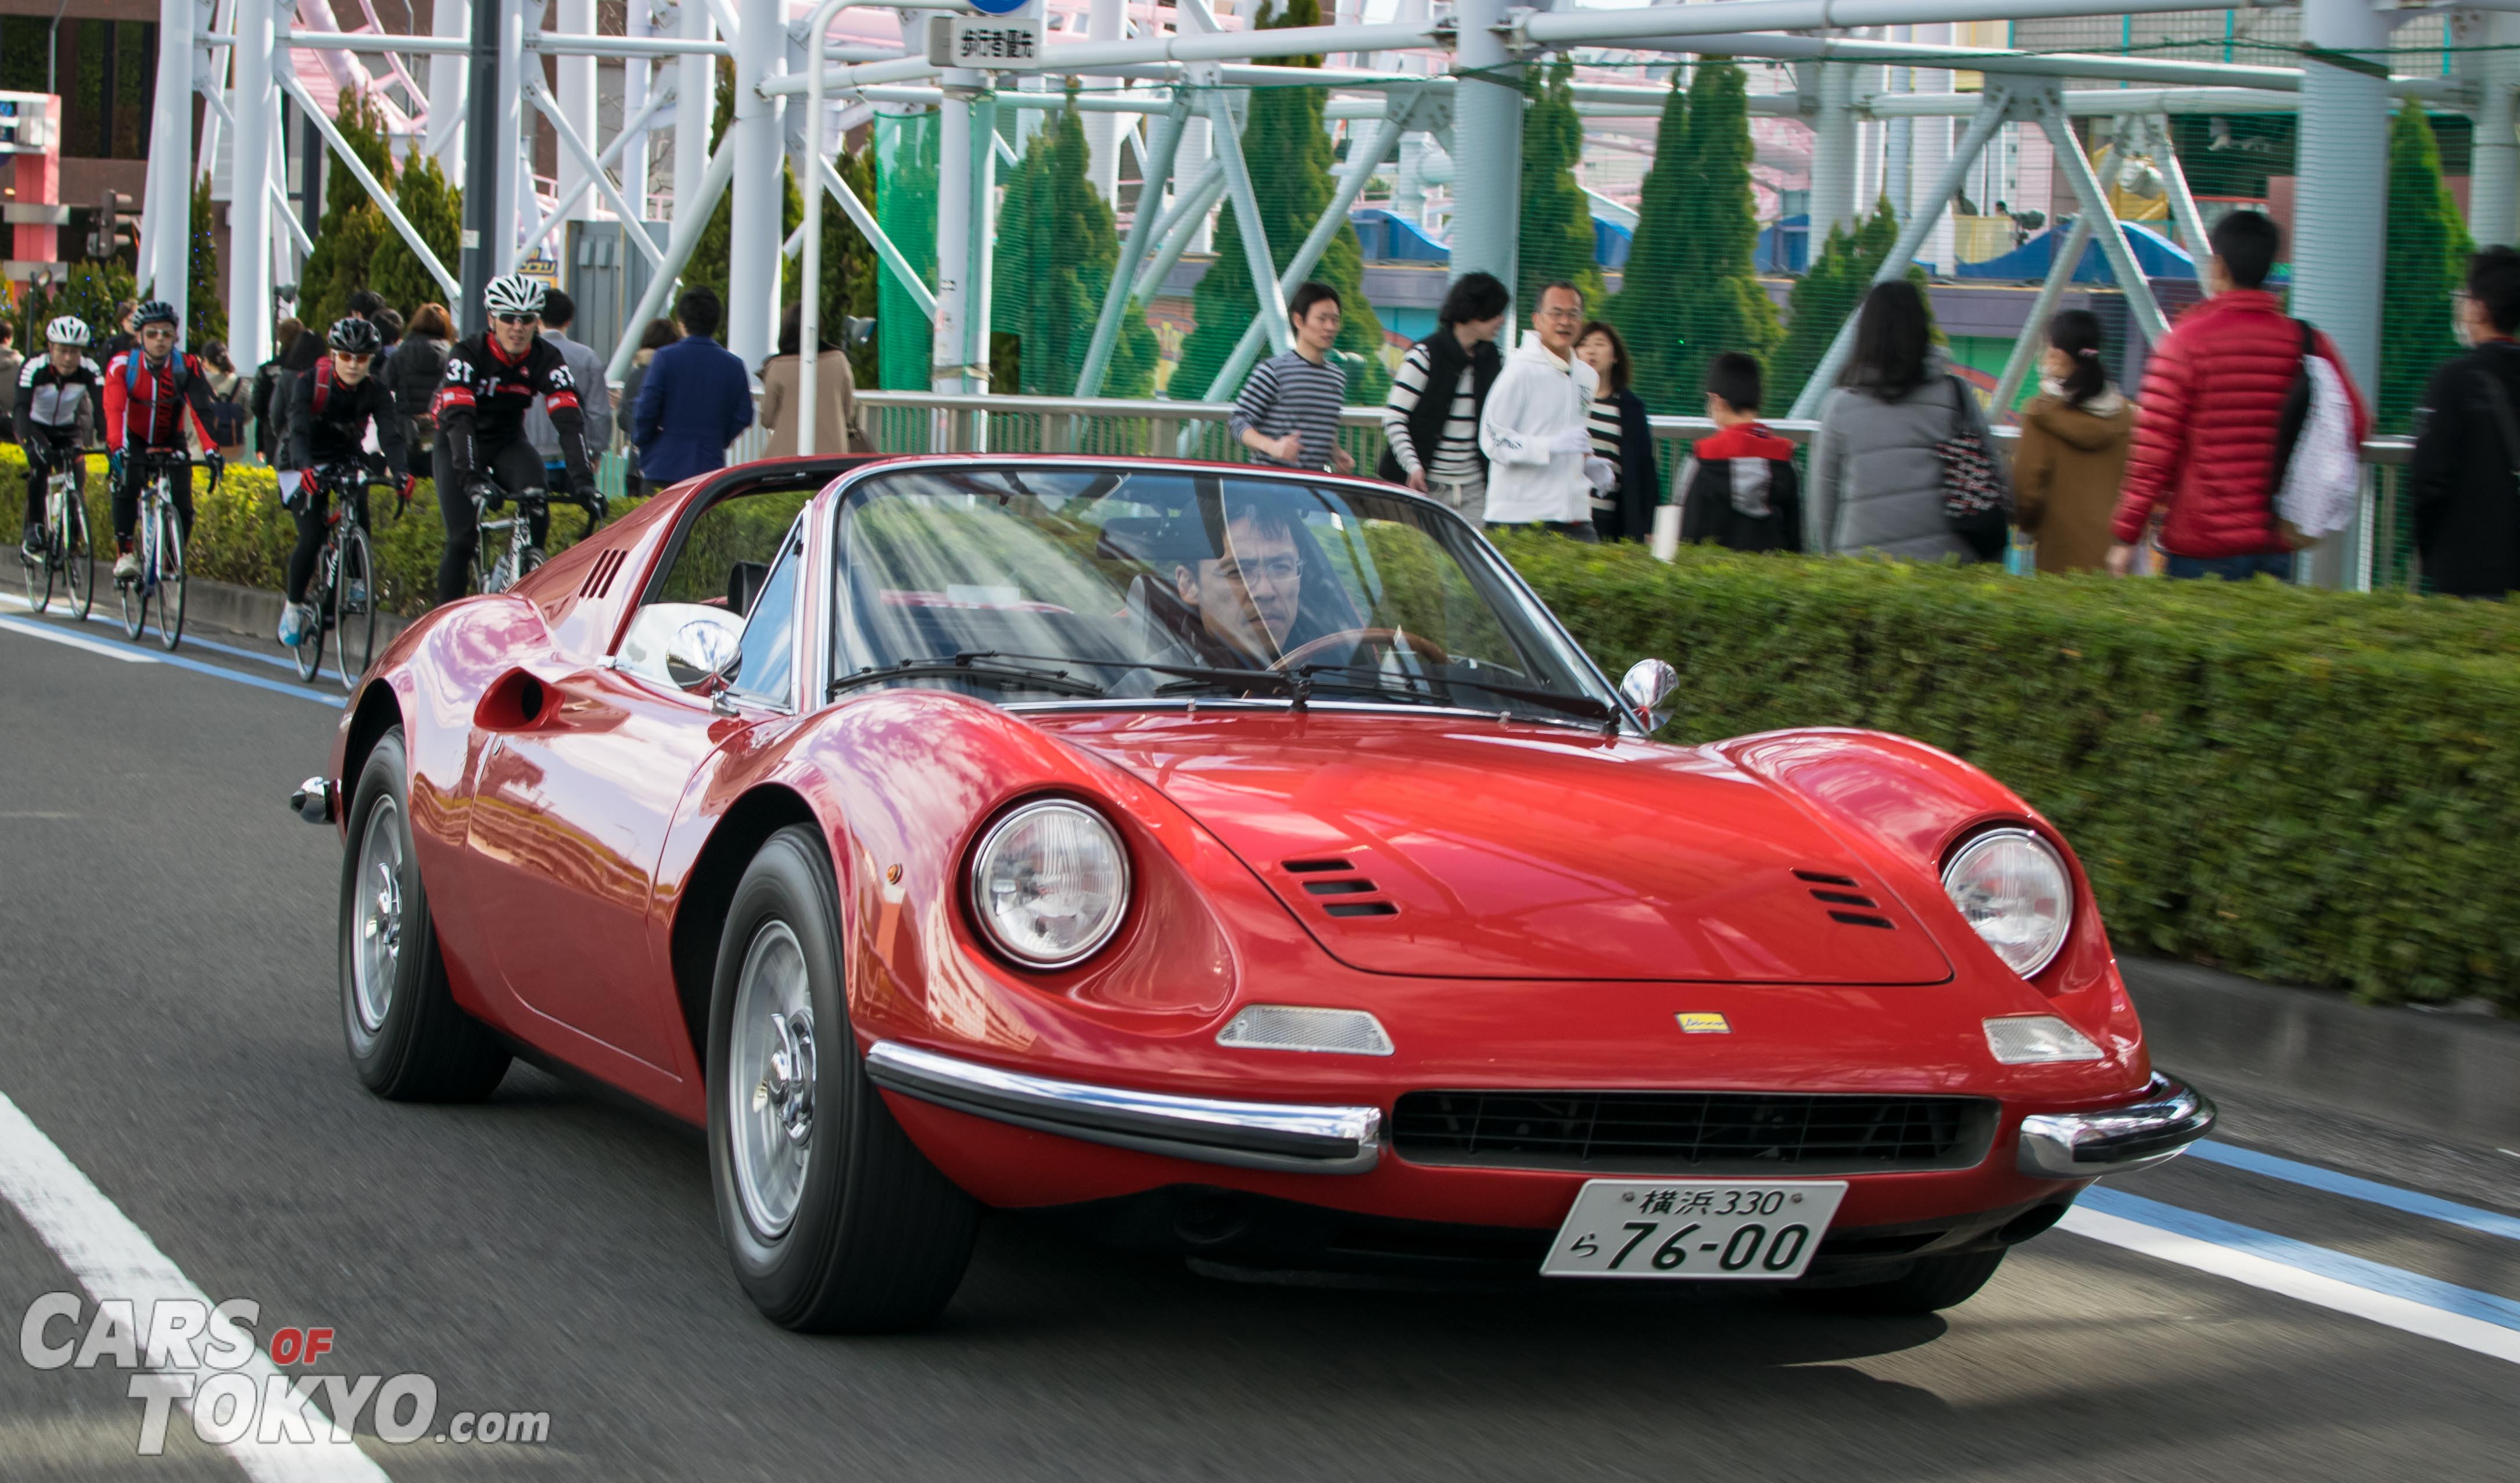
[187,176,226,348]
[1175,0,1388,403]
[994,105,1159,396]
[369,153,462,317]
[1517,58,1605,324]
[2380,100,2472,434]
[1770,198,1905,413]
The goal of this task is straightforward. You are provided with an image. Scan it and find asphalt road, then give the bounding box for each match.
[2,594,2515,1483]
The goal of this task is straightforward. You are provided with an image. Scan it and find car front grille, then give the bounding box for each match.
[1390,1090,1998,1176]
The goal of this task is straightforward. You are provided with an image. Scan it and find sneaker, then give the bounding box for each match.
[277,604,314,648]
[18,523,40,560]
[113,551,139,583]
[343,579,368,611]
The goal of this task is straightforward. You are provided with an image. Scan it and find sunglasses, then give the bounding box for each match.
[493,313,539,326]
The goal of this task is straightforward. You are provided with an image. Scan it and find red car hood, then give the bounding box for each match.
[1036,712,1955,984]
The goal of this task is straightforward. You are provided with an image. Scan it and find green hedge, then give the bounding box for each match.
[1498,533,2520,1012]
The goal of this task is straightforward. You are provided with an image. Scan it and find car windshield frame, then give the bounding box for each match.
[822,458,1639,734]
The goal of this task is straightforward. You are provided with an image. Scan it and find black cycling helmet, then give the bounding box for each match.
[133,300,180,329]
[328,316,383,355]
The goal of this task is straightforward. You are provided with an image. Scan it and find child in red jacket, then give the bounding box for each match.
[1673,352,1802,554]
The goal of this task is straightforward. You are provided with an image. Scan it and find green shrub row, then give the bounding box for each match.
[1498,533,2520,1013]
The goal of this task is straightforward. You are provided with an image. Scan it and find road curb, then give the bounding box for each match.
[2123,957,2520,1144]
[178,576,413,651]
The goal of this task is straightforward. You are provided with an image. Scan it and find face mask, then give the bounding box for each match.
[2456,315,2478,351]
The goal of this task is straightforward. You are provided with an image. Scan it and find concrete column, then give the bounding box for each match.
[1450,0,1522,309]
[1081,0,1123,205]
[676,0,714,227]
[2465,11,2520,249]
[429,0,470,179]
[149,0,196,324]
[2293,0,2387,396]
[229,0,274,368]
[1178,109,1213,253]
[728,0,783,370]
[1909,24,1954,273]
[935,89,976,396]
[1809,60,1858,237]
[553,0,599,221]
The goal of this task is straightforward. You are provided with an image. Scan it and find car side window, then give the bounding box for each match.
[725,531,801,709]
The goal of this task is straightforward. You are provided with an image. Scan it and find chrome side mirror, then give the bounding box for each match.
[668,619,741,690]
[1619,658,1679,733]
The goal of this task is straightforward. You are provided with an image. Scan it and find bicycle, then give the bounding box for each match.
[471,481,605,596]
[119,449,216,651]
[19,446,95,621]
[291,457,401,690]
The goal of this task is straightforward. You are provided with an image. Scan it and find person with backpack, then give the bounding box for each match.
[2412,245,2520,598]
[2012,310,2134,575]
[99,300,221,583]
[1673,352,1802,554]
[277,317,410,646]
[251,318,304,461]
[1808,280,2005,562]
[2106,210,2370,579]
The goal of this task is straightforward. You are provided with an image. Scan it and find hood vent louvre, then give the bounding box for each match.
[1800,869,1894,930]
[1281,857,1397,920]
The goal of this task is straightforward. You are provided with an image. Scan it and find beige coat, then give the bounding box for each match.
[759,350,872,457]
[2013,384,2134,574]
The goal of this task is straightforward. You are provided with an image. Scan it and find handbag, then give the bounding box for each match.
[1931,375,2012,561]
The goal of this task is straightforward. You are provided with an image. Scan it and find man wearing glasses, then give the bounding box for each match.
[1169,502,1309,668]
[1477,282,1615,539]
[431,274,597,603]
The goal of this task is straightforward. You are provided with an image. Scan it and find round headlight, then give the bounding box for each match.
[969,800,1131,969]
[1941,828,2073,979]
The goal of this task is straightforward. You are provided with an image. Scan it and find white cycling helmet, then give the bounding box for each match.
[484,274,546,318]
[45,316,90,348]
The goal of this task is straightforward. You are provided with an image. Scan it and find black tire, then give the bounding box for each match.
[119,538,146,640]
[340,728,512,1101]
[707,826,978,1333]
[1803,1248,2007,1316]
[23,514,52,614]
[156,508,185,652]
[63,500,91,622]
[292,549,327,684]
[334,525,376,692]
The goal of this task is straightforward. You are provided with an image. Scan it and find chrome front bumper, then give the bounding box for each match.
[865,1041,1383,1174]
[2017,1074,2217,1178]
[289,776,336,825]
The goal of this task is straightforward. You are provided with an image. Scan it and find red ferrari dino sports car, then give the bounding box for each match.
[296,454,2212,1331]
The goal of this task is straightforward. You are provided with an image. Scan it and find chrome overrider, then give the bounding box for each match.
[290,776,337,826]
[864,1041,1383,1174]
[2017,1074,2217,1178]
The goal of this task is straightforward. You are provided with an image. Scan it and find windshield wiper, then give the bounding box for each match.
[1292,664,1617,724]
[828,651,1106,699]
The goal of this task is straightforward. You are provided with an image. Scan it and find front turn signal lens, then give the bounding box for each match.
[1984,1015,2106,1065]
[1216,1005,1395,1056]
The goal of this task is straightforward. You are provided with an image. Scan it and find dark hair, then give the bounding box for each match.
[2048,309,2109,407]
[539,288,575,329]
[1705,351,1763,413]
[203,339,231,372]
[274,317,303,356]
[346,289,387,320]
[0,321,14,343]
[1438,271,1510,329]
[1288,281,1341,327]
[2468,245,2520,336]
[279,324,325,372]
[2209,209,2281,291]
[1537,281,1583,310]
[1842,280,1933,397]
[639,317,683,353]
[675,286,723,338]
[407,303,454,340]
[773,301,836,361]
[374,307,404,345]
[1575,320,1631,396]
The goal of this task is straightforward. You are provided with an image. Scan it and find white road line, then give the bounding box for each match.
[2064,1191,2520,1367]
[2188,1140,2520,1242]
[0,1090,393,1481]
[0,616,159,663]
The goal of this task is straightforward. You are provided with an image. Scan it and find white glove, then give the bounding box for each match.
[1549,425,1595,456]
[1584,456,1616,492]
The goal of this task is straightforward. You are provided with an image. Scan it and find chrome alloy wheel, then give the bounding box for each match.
[351,796,406,1038]
[729,921,816,1240]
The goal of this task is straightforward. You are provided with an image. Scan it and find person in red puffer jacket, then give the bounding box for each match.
[2107,210,2370,581]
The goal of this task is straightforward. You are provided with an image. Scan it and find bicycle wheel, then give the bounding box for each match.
[333,525,375,691]
[21,515,52,614]
[120,510,149,642]
[517,546,545,583]
[293,546,328,684]
[474,522,503,595]
[156,505,187,652]
[63,500,92,622]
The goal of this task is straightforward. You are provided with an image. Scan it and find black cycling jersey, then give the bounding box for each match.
[432,332,590,494]
[284,359,409,481]
[15,354,102,445]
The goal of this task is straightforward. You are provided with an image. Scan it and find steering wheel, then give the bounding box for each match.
[1268,626,1451,674]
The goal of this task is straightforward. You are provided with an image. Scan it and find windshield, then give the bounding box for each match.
[829,464,1622,727]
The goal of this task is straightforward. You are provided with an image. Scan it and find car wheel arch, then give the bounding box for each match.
[669,785,834,1080]
[341,679,407,818]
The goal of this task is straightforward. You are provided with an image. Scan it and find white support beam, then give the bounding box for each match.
[515,80,679,270]
[1130,160,1228,303]
[275,64,464,300]
[2039,101,2170,346]
[1076,99,1189,399]
[428,0,470,177]
[814,156,938,320]
[1205,89,1293,359]
[729,0,785,370]
[553,0,599,224]
[610,132,740,381]
[230,0,274,368]
[525,76,668,264]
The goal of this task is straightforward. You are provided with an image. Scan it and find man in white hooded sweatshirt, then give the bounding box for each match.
[1478,281,1615,538]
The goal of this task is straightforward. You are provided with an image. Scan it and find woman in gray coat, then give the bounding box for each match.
[1808,280,2001,562]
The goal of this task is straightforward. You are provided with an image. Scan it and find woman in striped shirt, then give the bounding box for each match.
[1378,271,1510,518]
[1574,320,1662,542]
[1231,282,1356,475]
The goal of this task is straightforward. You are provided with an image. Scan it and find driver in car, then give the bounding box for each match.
[1171,500,1307,669]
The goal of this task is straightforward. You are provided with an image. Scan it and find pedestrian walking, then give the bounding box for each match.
[388,304,454,481]
[2107,210,2370,580]
[1478,282,1611,539]
[250,318,304,463]
[1808,279,2002,561]
[2012,309,2134,575]
[1379,271,1508,520]
[759,303,872,457]
[1672,352,1802,554]
[1573,320,1659,542]
[1231,281,1356,474]
[633,288,754,488]
[522,289,615,481]
[2412,244,2520,597]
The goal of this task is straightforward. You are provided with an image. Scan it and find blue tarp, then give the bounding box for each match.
[1594,217,1633,270]
[1956,219,2197,284]
[1757,214,1811,274]
[1349,208,1451,264]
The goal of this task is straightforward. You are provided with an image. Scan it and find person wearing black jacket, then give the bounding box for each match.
[1378,272,1508,518]
[1573,320,1660,542]
[16,317,101,556]
[2414,245,2520,598]
[385,304,452,479]
[277,317,409,646]
[431,274,595,603]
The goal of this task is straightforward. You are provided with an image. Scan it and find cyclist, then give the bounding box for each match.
[277,316,410,647]
[16,316,101,558]
[432,274,596,603]
[99,300,218,583]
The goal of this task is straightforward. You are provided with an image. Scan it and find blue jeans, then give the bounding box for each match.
[2163,551,2295,583]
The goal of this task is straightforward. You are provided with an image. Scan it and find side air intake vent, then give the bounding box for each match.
[1800,869,1894,930]
[579,549,628,601]
[1280,859,1399,919]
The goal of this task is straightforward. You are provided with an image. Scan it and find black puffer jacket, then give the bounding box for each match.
[386,332,448,427]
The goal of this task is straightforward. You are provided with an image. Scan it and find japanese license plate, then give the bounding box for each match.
[1541,1180,1847,1280]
